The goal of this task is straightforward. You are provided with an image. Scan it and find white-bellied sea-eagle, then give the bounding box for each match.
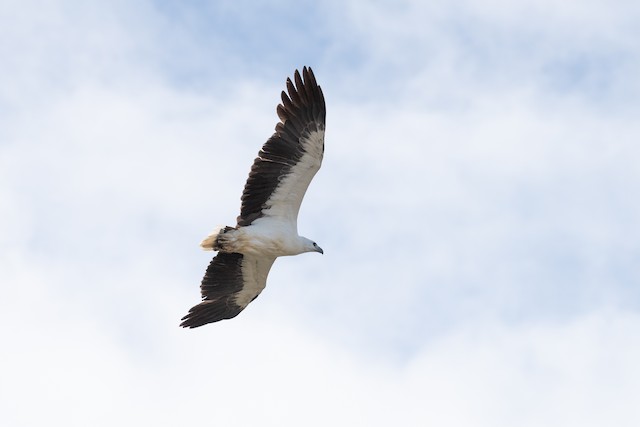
[180,67,326,328]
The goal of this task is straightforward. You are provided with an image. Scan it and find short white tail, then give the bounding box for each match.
[200,225,228,250]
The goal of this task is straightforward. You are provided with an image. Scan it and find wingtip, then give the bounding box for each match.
[302,66,313,80]
[179,310,209,329]
[180,292,245,329]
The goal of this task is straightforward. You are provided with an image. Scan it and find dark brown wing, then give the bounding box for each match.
[237,66,326,226]
[180,252,275,328]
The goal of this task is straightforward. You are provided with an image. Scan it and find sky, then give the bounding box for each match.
[1,0,640,425]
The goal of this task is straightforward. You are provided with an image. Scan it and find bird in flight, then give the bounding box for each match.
[180,67,326,328]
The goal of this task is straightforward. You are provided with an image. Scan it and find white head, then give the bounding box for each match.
[299,236,324,254]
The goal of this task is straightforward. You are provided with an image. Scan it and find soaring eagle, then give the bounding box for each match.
[180,67,326,328]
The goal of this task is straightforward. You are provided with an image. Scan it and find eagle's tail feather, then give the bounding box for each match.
[200,225,236,251]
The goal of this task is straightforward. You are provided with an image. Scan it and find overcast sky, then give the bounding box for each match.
[2,1,640,426]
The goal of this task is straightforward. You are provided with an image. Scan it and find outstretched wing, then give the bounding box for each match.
[237,66,326,227]
[180,252,276,328]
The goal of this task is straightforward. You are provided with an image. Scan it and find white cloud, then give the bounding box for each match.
[2,277,639,426]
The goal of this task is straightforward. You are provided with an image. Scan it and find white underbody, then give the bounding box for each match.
[201,219,308,257]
